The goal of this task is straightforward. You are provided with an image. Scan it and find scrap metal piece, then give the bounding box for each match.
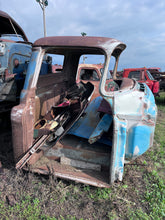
[16,134,50,169]
[88,114,113,144]
[61,157,101,171]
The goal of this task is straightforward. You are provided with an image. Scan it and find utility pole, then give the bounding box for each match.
[83,55,87,64]
[36,0,48,37]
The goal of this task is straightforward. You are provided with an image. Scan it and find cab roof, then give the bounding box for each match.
[0,10,28,42]
[33,36,126,57]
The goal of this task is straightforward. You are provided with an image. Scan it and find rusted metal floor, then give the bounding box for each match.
[30,158,110,188]
[30,134,111,187]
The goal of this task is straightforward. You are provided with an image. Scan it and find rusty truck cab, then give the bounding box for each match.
[11,36,157,187]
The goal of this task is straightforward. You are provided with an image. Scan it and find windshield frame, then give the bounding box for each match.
[146,70,154,80]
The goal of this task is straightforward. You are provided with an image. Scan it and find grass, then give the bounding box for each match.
[0,195,48,220]
[0,92,165,219]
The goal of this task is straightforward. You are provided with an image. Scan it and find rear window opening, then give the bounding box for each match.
[80,69,99,81]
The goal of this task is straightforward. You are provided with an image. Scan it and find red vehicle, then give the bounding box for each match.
[52,64,63,73]
[122,67,159,96]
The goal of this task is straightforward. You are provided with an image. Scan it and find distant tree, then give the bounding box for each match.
[81,32,87,37]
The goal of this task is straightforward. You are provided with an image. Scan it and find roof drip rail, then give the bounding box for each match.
[9,18,21,41]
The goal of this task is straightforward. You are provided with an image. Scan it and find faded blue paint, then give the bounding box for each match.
[113,118,127,181]
[68,80,156,183]
[89,113,113,144]
[68,96,103,139]
[20,89,28,100]
[0,41,32,102]
[126,125,154,159]
[102,80,157,183]
[68,96,112,146]
[0,41,31,73]
[144,84,157,117]
[23,51,39,90]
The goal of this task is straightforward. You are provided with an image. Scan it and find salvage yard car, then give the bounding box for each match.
[0,11,32,114]
[122,67,160,96]
[77,64,104,100]
[11,36,157,187]
[77,64,116,100]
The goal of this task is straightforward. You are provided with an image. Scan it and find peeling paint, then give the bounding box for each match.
[134,146,139,156]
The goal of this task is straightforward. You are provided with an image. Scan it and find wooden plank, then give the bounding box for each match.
[60,156,101,171]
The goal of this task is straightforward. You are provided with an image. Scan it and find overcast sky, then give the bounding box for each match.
[1,0,165,71]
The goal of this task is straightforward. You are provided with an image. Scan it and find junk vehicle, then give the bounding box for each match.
[159,72,165,91]
[11,36,157,187]
[77,64,104,100]
[122,67,160,96]
[0,10,32,114]
[77,64,115,101]
[147,68,165,91]
[0,11,52,115]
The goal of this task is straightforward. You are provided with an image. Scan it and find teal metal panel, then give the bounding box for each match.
[110,118,127,182]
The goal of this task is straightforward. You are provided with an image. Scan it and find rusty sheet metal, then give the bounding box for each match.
[33,36,126,55]
[78,63,103,68]
[30,159,110,188]
[16,134,50,169]
[60,157,101,171]
[11,87,36,161]
[76,64,104,101]
[45,136,111,168]
[77,63,103,79]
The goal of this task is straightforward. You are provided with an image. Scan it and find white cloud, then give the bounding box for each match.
[1,0,165,70]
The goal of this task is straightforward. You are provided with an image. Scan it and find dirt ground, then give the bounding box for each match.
[0,112,14,168]
[0,109,164,219]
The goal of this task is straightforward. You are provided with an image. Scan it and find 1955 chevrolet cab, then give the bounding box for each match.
[11,36,157,187]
